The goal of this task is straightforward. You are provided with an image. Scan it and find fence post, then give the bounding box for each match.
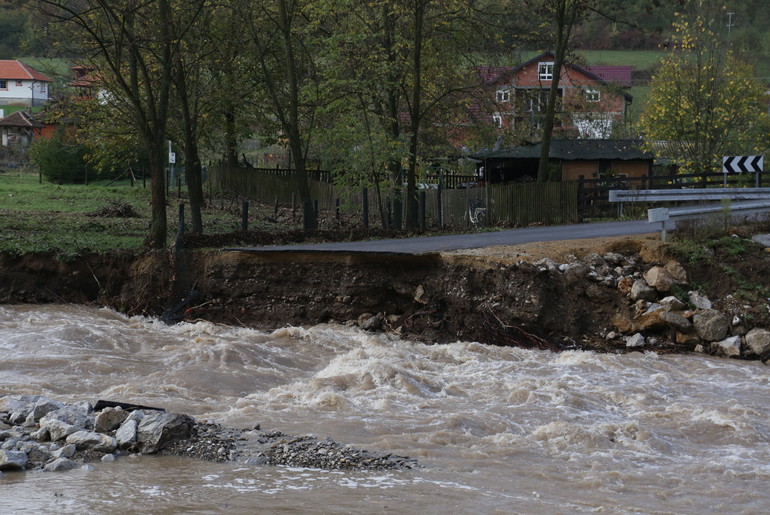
[362,187,369,229]
[241,201,249,231]
[437,184,443,228]
[335,198,340,221]
[577,175,585,223]
[274,196,279,216]
[386,198,392,229]
[176,202,185,250]
[419,191,426,230]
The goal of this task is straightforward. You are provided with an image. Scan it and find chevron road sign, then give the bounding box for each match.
[722,155,764,174]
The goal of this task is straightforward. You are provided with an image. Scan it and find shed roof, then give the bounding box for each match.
[470,139,653,161]
[0,60,52,82]
[0,110,44,128]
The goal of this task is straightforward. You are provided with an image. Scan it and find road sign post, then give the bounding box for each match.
[722,155,764,187]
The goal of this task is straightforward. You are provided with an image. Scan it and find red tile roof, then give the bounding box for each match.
[583,66,633,87]
[0,60,52,82]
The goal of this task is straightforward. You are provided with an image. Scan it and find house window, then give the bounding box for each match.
[496,88,510,102]
[492,114,503,128]
[0,80,7,90]
[538,62,554,81]
[16,80,23,87]
[585,89,600,102]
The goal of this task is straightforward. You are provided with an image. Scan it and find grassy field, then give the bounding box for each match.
[0,168,283,257]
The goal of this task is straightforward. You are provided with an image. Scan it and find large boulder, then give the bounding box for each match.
[44,457,78,472]
[136,412,194,454]
[0,449,28,471]
[24,398,65,426]
[66,431,118,453]
[659,311,693,333]
[94,408,129,433]
[116,419,139,449]
[634,305,667,331]
[39,406,92,442]
[665,260,689,283]
[745,328,770,357]
[688,291,712,310]
[630,280,657,302]
[625,333,646,348]
[713,336,742,357]
[693,310,730,342]
[643,266,674,293]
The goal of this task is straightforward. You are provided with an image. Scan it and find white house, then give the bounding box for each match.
[0,60,52,108]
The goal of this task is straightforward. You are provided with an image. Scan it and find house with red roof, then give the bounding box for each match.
[0,60,52,108]
[481,51,633,142]
[0,110,44,149]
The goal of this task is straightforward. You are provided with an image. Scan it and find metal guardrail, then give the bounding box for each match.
[609,187,770,203]
[647,200,770,241]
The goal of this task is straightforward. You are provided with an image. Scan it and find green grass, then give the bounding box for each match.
[0,169,259,256]
[574,50,664,70]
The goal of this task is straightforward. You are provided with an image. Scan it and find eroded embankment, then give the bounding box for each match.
[2,236,770,358]
[0,241,646,352]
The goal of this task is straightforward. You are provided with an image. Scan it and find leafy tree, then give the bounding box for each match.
[29,0,201,247]
[237,0,322,231]
[313,0,485,228]
[639,1,770,174]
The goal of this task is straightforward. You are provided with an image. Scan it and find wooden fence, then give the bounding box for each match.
[209,165,579,228]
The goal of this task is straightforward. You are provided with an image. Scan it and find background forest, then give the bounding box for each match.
[2,0,769,243]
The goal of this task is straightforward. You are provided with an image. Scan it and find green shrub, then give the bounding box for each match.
[30,129,89,184]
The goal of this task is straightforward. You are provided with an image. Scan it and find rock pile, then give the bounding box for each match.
[530,251,770,360]
[0,395,416,475]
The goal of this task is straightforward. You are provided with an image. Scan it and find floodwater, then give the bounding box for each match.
[1,304,769,514]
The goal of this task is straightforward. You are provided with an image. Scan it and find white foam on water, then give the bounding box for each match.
[4,305,770,513]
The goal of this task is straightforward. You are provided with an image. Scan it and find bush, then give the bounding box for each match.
[30,129,89,184]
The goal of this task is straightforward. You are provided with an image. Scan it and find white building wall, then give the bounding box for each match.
[0,79,49,106]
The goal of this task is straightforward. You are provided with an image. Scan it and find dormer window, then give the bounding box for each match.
[496,88,510,102]
[538,62,554,81]
[585,89,600,102]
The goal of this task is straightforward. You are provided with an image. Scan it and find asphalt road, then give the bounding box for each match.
[230,220,659,254]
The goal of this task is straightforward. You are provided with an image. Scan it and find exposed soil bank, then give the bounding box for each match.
[2,233,770,356]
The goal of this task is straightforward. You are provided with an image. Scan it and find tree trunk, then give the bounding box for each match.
[537,0,577,183]
[405,0,426,229]
[382,4,402,230]
[278,0,316,231]
[146,142,168,248]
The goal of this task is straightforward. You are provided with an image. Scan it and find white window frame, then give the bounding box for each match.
[492,114,503,128]
[585,89,600,102]
[538,62,554,81]
[496,88,510,102]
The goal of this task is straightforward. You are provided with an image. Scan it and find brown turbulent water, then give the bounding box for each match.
[1,304,770,514]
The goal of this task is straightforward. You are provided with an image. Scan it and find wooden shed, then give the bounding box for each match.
[470,139,653,183]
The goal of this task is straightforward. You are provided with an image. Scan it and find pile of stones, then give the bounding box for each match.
[0,395,417,474]
[534,250,770,360]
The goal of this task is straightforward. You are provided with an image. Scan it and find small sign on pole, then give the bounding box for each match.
[169,152,176,164]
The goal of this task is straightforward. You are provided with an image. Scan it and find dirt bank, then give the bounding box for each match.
[2,233,770,355]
